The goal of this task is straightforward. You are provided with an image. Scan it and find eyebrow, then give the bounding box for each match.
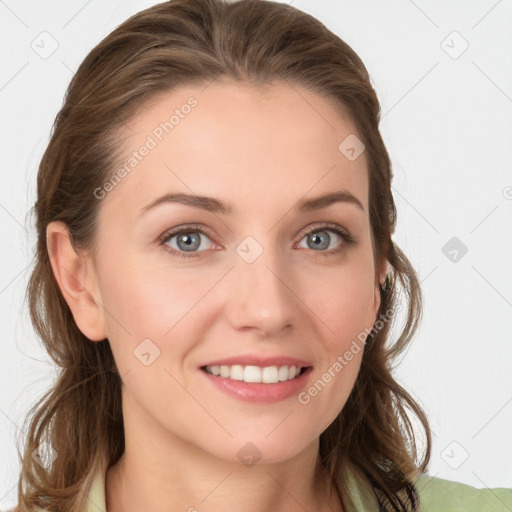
[295,190,364,213]
[138,189,364,217]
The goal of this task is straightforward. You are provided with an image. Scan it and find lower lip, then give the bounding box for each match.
[199,367,313,403]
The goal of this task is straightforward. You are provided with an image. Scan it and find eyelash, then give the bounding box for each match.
[157,222,356,259]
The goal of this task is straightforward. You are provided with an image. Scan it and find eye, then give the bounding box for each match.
[158,222,356,259]
[158,224,217,259]
[295,223,356,256]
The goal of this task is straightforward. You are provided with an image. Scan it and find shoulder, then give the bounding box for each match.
[414,473,512,511]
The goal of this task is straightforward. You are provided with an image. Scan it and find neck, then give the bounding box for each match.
[105,389,344,512]
[105,428,343,510]
[107,458,343,512]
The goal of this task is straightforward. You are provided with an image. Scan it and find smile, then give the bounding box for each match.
[202,364,307,384]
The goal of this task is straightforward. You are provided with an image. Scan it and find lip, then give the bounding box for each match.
[200,355,312,368]
[199,366,313,403]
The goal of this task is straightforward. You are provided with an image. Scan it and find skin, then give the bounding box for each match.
[47,79,387,512]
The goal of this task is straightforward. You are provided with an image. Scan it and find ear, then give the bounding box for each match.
[371,258,390,319]
[46,221,107,342]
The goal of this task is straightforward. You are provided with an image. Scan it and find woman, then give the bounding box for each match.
[13,0,512,511]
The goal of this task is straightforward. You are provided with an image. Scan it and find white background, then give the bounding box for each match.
[1,0,511,508]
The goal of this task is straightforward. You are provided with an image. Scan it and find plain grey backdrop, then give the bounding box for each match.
[1,0,511,508]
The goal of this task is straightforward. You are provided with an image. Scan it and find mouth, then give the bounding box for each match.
[200,364,311,384]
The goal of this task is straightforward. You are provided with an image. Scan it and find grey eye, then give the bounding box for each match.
[164,230,214,253]
[298,229,344,252]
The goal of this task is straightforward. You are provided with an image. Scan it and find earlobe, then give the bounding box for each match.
[372,259,391,318]
[46,221,107,342]
[372,281,382,319]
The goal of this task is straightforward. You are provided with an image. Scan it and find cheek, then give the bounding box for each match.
[101,259,206,338]
[99,266,202,394]
[303,264,377,341]
[99,259,222,384]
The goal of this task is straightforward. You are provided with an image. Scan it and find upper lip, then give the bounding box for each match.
[200,355,312,368]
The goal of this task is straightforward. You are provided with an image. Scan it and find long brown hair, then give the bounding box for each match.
[16,1,431,510]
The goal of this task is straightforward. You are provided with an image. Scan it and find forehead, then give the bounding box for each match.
[100,79,369,220]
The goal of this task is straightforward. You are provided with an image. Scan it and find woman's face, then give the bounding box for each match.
[85,79,383,464]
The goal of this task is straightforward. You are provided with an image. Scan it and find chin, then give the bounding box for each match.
[208,431,318,467]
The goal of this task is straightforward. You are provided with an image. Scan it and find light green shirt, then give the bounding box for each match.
[85,465,512,511]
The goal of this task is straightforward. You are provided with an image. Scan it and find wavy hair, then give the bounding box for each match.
[15,0,431,510]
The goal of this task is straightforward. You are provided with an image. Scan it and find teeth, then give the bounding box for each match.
[204,364,303,383]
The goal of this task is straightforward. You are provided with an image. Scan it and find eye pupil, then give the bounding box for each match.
[308,231,330,250]
[177,233,200,251]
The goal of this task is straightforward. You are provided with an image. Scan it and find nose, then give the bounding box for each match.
[226,245,297,338]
